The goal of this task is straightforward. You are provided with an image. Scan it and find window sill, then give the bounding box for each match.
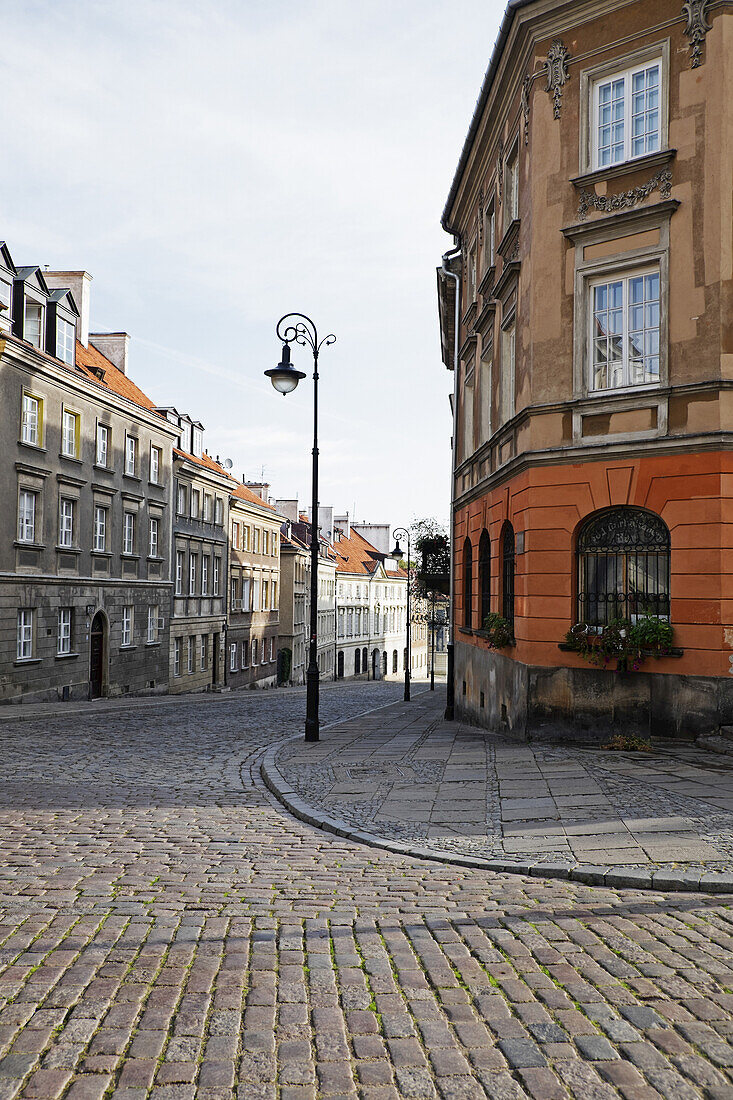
[475,629,516,646]
[121,553,140,561]
[56,545,82,554]
[497,218,520,258]
[15,541,45,551]
[59,453,82,464]
[18,441,46,453]
[91,550,112,558]
[147,556,165,563]
[55,652,79,661]
[145,641,161,648]
[571,148,676,191]
[93,463,114,473]
[14,658,42,666]
[558,642,684,657]
[478,264,496,297]
[123,473,142,482]
[120,645,137,651]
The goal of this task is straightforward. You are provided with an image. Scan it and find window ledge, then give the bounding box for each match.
[14,658,42,666]
[18,441,46,453]
[475,629,516,646]
[55,652,79,661]
[91,550,112,558]
[56,545,82,554]
[571,148,676,191]
[59,453,82,464]
[497,218,520,258]
[478,264,496,297]
[145,641,161,648]
[120,645,137,650]
[558,642,684,657]
[121,553,141,561]
[147,556,165,563]
[15,541,45,551]
[93,463,114,473]
[123,473,142,482]
[458,627,474,636]
[492,260,521,301]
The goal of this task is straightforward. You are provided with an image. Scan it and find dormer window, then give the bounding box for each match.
[192,427,203,457]
[0,279,11,321]
[24,299,44,348]
[56,317,75,365]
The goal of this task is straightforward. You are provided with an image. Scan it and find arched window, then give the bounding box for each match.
[463,537,473,627]
[382,651,388,675]
[577,508,670,626]
[355,648,361,675]
[478,530,491,629]
[502,523,515,629]
[337,650,344,678]
[392,650,398,674]
[362,647,368,672]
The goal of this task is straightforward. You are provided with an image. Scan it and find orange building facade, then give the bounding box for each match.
[438,0,733,738]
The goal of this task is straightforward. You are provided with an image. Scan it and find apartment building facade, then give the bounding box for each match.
[439,0,733,737]
[275,502,336,684]
[0,244,178,703]
[227,482,282,689]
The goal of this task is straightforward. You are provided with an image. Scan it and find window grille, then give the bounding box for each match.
[502,524,515,629]
[577,507,670,626]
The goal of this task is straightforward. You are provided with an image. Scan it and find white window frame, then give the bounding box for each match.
[587,265,661,393]
[214,557,220,596]
[191,489,200,520]
[149,517,159,558]
[21,392,42,446]
[188,636,194,673]
[192,426,203,457]
[174,637,181,676]
[17,489,36,543]
[200,634,207,670]
[61,409,79,458]
[150,445,161,484]
[504,142,519,229]
[202,555,209,595]
[230,643,237,672]
[500,317,516,426]
[241,640,249,668]
[122,606,133,647]
[215,497,224,525]
[59,498,74,548]
[591,59,662,171]
[177,482,188,515]
[57,608,72,655]
[17,609,33,660]
[94,505,107,552]
[125,434,137,476]
[96,423,109,467]
[204,494,213,522]
[123,512,135,555]
[147,605,159,644]
[176,550,185,595]
[56,317,75,364]
[189,553,198,595]
[24,298,44,349]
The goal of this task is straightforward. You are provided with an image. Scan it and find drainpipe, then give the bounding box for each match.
[442,238,462,720]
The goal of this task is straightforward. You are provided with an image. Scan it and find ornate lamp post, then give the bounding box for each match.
[391,527,411,702]
[265,313,335,741]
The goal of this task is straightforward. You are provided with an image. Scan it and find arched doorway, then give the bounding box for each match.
[89,611,107,698]
[372,648,379,679]
[337,650,344,679]
[382,651,388,676]
[355,648,361,675]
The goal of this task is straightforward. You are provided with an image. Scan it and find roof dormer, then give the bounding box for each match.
[0,242,17,335]
[47,288,79,367]
[12,267,50,351]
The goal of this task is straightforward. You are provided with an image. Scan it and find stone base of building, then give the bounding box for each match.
[455,641,733,742]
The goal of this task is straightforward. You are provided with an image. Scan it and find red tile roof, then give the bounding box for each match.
[75,340,158,411]
[333,527,406,578]
[231,482,277,511]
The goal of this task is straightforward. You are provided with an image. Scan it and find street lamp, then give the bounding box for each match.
[391,527,411,702]
[265,313,335,741]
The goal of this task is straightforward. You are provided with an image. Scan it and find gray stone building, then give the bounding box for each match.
[277,523,309,685]
[0,242,178,703]
[159,409,231,694]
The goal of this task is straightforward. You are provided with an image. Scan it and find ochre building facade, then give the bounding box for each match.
[438,0,733,737]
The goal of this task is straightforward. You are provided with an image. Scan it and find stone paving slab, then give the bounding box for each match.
[2,682,733,1098]
[268,690,733,889]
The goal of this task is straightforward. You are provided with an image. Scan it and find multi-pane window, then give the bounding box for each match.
[0,278,11,318]
[122,606,133,646]
[269,637,274,662]
[191,490,200,519]
[174,637,181,676]
[123,512,135,555]
[242,576,251,609]
[230,643,237,671]
[188,636,194,673]
[577,507,670,626]
[504,145,519,227]
[214,558,220,596]
[17,490,36,542]
[189,553,198,595]
[147,605,159,643]
[263,530,269,555]
[17,609,33,660]
[125,435,137,476]
[24,300,43,348]
[57,608,72,655]
[192,426,203,456]
[241,640,249,667]
[93,506,107,552]
[62,410,79,457]
[204,494,213,522]
[500,322,516,424]
[594,62,660,168]
[252,577,260,611]
[253,528,260,554]
[177,482,188,514]
[231,577,239,605]
[200,634,208,670]
[56,318,75,364]
[202,556,209,595]
[59,498,74,547]
[263,580,269,611]
[176,550,185,595]
[215,497,224,525]
[96,424,109,466]
[272,533,278,557]
[150,446,161,484]
[242,526,250,551]
[590,269,660,391]
[485,202,496,269]
[21,393,42,446]
[271,581,278,610]
[232,522,241,549]
[252,638,258,666]
[149,517,159,557]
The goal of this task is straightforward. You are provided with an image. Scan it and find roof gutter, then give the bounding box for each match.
[441,0,532,234]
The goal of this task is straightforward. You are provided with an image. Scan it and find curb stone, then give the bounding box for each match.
[261,739,733,896]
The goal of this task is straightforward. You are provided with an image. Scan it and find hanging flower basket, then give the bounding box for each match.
[481,612,515,650]
[564,616,674,672]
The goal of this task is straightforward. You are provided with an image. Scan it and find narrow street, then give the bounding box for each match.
[0,684,732,1099]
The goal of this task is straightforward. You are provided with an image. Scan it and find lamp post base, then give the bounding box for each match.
[305,665,320,741]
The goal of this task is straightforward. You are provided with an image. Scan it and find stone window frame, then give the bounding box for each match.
[499,303,516,428]
[566,203,676,445]
[20,390,44,448]
[578,39,670,176]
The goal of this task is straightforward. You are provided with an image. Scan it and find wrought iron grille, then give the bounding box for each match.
[577,508,670,626]
[502,524,515,629]
[463,538,473,627]
[479,531,491,628]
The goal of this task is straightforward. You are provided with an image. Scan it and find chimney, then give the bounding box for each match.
[89,332,130,375]
[334,512,350,539]
[44,271,92,347]
[276,499,299,524]
[246,482,270,502]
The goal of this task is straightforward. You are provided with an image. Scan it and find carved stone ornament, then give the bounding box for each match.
[521,74,532,145]
[497,138,504,204]
[578,168,672,220]
[683,0,712,68]
[544,41,570,119]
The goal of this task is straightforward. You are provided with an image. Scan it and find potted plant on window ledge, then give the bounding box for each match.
[480,612,515,650]
[563,616,674,672]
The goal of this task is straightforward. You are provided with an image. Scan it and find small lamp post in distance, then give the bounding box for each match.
[391,527,411,703]
[264,312,336,742]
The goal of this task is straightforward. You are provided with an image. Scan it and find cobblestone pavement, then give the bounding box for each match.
[274,693,733,876]
[1,683,733,1099]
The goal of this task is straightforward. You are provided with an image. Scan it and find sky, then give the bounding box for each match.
[2,0,506,529]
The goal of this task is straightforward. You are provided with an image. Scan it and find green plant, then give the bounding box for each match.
[565,616,673,672]
[601,733,653,752]
[482,612,514,649]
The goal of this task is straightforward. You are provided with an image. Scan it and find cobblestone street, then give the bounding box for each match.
[1,683,733,1099]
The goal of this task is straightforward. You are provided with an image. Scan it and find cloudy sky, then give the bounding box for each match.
[3,0,505,528]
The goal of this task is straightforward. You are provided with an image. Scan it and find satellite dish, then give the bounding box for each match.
[223,458,234,470]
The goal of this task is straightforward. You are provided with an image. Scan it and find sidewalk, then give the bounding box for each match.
[263,688,733,892]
